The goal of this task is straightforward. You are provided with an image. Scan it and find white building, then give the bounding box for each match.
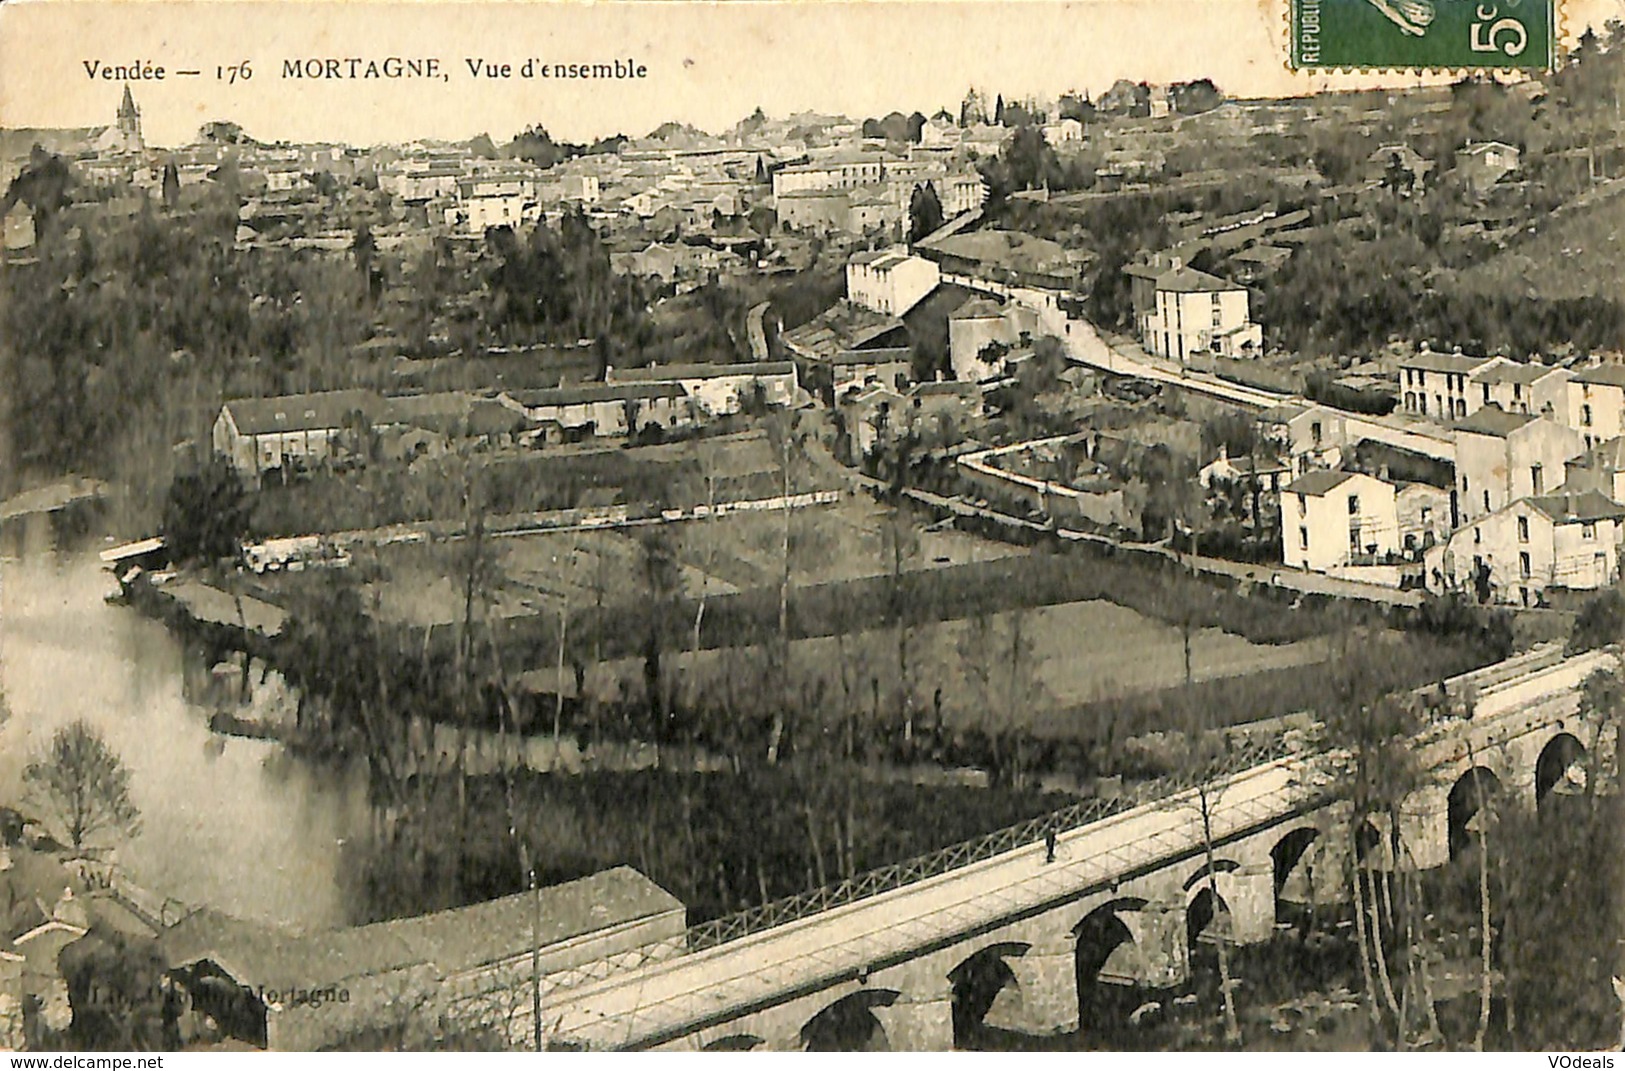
[1567,363,1625,447]
[1437,491,1625,606]
[606,361,800,416]
[1454,409,1587,524]
[212,390,384,484]
[1398,345,1488,421]
[1041,117,1084,145]
[845,248,940,317]
[1468,358,1569,421]
[1279,469,1400,573]
[1138,265,1260,362]
[446,192,539,235]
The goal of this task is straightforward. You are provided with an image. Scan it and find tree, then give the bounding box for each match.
[161,456,251,564]
[908,182,944,244]
[1568,588,1625,653]
[352,221,376,288]
[160,161,180,212]
[24,721,141,854]
[1,146,74,241]
[1314,676,1433,1046]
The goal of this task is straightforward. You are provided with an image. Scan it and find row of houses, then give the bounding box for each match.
[1399,345,1625,447]
[1254,394,1625,605]
[211,362,802,483]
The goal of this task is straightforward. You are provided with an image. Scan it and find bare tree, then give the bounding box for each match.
[24,721,141,854]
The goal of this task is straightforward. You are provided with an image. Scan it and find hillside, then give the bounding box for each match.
[1452,179,1625,302]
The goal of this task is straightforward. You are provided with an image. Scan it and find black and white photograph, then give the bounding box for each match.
[3,0,1625,1054]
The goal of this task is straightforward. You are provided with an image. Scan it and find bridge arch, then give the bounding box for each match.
[800,989,900,1051]
[1270,827,1321,921]
[947,941,1030,1045]
[1072,897,1153,1039]
[1447,766,1502,861]
[1185,885,1233,951]
[1535,732,1587,808]
[702,1034,764,1051]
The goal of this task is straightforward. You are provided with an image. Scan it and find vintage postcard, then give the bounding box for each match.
[3,0,1625,1055]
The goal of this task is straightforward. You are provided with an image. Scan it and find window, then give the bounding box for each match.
[1348,494,1360,515]
[1513,383,1523,401]
[1474,527,1482,544]
[1420,395,1428,415]
[1583,404,1593,427]
[1519,551,1531,578]
[1484,490,1491,513]
[1299,526,1309,550]
[1462,475,1469,494]
[1212,307,1223,328]
[1311,421,1323,445]
[1517,515,1529,542]
[1483,383,1492,405]
[1531,464,1543,495]
[1584,522,1597,540]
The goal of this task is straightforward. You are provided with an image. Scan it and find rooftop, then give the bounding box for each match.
[782,301,908,359]
[1570,363,1625,389]
[1454,406,1538,438]
[509,382,687,406]
[1471,360,1564,386]
[920,229,1080,278]
[1283,469,1362,496]
[830,347,912,366]
[610,361,796,382]
[1526,490,1625,525]
[1402,349,1490,375]
[161,867,683,988]
[1153,265,1241,294]
[223,390,385,436]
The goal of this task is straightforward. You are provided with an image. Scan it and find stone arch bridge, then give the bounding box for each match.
[528,644,1615,1051]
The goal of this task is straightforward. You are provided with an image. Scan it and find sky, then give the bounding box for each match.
[2,0,1623,148]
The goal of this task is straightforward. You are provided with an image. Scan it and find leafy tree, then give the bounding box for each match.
[160,161,180,212]
[908,181,945,243]
[352,220,376,289]
[1057,92,1095,123]
[1568,588,1625,653]
[24,721,141,853]
[1170,79,1224,115]
[161,456,251,563]
[1,146,74,240]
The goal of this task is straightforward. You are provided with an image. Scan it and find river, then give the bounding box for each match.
[0,521,371,932]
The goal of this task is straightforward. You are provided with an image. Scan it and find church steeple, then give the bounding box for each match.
[117,83,142,147]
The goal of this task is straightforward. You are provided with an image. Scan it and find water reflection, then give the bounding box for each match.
[0,528,370,931]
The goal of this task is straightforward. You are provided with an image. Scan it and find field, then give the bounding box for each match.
[350,497,1028,626]
[570,598,1334,729]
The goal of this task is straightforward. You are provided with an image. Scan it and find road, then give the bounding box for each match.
[747,302,771,362]
[936,268,1457,464]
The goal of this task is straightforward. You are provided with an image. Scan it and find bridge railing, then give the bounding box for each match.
[684,734,1296,953]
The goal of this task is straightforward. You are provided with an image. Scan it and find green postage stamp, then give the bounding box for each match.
[1291,0,1558,69]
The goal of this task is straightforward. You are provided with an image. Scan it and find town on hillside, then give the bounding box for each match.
[5,23,1625,1056]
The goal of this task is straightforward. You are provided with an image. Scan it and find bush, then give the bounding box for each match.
[1567,588,1625,654]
